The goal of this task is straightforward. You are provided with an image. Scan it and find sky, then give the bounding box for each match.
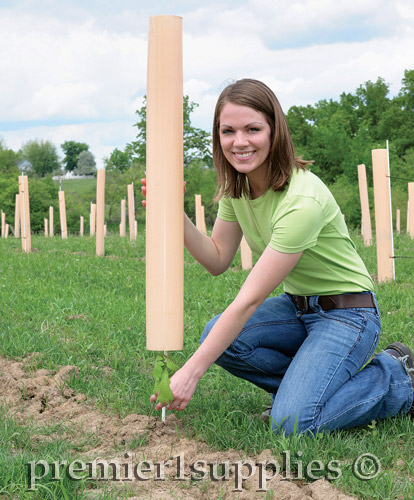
[0,0,413,169]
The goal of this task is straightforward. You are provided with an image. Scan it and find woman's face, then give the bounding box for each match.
[218,102,271,180]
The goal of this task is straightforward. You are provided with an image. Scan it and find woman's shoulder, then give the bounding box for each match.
[286,168,331,199]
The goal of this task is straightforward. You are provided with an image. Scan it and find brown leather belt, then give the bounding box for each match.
[288,293,375,313]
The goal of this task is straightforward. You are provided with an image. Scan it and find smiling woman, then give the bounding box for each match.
[213,79,311,200]
[218,103,272,199]
[149,78,414,437]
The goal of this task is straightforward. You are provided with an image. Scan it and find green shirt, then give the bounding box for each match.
[217,168,373,295]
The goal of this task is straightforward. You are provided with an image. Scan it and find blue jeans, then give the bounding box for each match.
[200,293,413,435]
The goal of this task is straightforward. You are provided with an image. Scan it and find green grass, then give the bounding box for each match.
[0,231,413,499]
[62,178,96,196]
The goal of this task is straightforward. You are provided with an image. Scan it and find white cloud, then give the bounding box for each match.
[0,12,147,122]
[0,0,413,159]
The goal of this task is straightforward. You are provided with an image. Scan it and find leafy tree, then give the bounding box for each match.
[75,150,96,176]
[128,95,213,168]
[0,174,58,233]
[287,71,414,188]
[104,148,132,173]
[379,69,414,156]
[328,174,362,227]
[353,77,391,143]
[184,160,217,226]
[287,105,314,152]
[0,173,19,228]
[20,139,60,177]
[61,141,89,172]
[105,163,145,224]
[0,140,20,174]
[28,176,59,232]
[182,96,213,167]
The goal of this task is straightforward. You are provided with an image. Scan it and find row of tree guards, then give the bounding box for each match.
[357,147,414,282]
[2,173,231,256]
[3,157,412,273]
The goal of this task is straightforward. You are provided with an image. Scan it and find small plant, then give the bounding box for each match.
[151,353,179,404]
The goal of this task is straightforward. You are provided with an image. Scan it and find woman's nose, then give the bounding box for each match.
[233,131,249,147]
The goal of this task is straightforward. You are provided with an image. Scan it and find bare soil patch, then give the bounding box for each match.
[0,355,357,499]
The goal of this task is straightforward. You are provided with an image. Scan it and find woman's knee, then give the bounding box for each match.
[270,404,315,436]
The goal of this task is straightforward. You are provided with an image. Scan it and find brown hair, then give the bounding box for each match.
[213,78,312,200]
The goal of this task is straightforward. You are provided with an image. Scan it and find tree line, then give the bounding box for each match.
[0,139,97,178]
[0,69,413,233]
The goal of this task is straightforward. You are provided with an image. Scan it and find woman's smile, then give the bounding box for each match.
[219,102,271,188]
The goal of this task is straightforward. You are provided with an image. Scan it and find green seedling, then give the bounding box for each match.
[151,353,179,404]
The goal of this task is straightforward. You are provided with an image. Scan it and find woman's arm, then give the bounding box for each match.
[151,245,303,411]
[184,215,242,276]
[141,175,242,275]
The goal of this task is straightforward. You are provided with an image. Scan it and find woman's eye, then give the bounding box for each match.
[249,128,260,132]
[221,129,233,134]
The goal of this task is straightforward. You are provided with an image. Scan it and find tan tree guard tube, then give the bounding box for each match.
[14,194,20,238]
[96,169,105,256]
[18,175,31,253]
[195,194,203,232]
[80,216,84,237]
[240,236,253,270]
[49,206,54,237]
[396,209,400,234]
[372,149,394,282]
[408,183,414,239]
[201,206,207,234]
[407,201,410,234]
[90,203,96,236]
[4,224,9,238]
[120,199,126,237]
[127,184,136,241]
[146,15,184,351]
[357,164,372,246]
[1,211,5,238]
[58,190,68,239]
[44,218,48,237]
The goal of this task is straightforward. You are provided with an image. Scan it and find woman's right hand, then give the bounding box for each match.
[140,176,147,207]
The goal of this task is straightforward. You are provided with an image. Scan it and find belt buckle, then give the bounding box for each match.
[300,296,309,314]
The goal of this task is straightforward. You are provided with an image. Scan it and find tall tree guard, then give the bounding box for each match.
[14,194,20,238]
[18,175,31,253]
[120,199,126,237]
[1,211,5,238]
[357,164,372,246]
[127,184,136,241]
[96,169,106,256]
[372,149,394,282]
[90,203,96,237]
[58,190,68,239]
[408,183,414,239]
[49,206,54,237]
[146,15,184,352]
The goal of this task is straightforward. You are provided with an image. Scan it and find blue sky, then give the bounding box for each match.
[1,0,413,168]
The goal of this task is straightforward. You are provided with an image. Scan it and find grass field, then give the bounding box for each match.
[62,178,97,196]
[0,231,413,499]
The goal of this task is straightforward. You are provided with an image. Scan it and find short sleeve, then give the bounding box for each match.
[270,196,324,253]
[217,197,238,222]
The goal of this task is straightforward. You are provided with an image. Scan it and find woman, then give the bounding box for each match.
[147,78,414,435]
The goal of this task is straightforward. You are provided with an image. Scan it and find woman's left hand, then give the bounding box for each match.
[150,365,200,411]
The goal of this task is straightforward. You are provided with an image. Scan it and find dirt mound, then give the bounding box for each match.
[0,355,357,499]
